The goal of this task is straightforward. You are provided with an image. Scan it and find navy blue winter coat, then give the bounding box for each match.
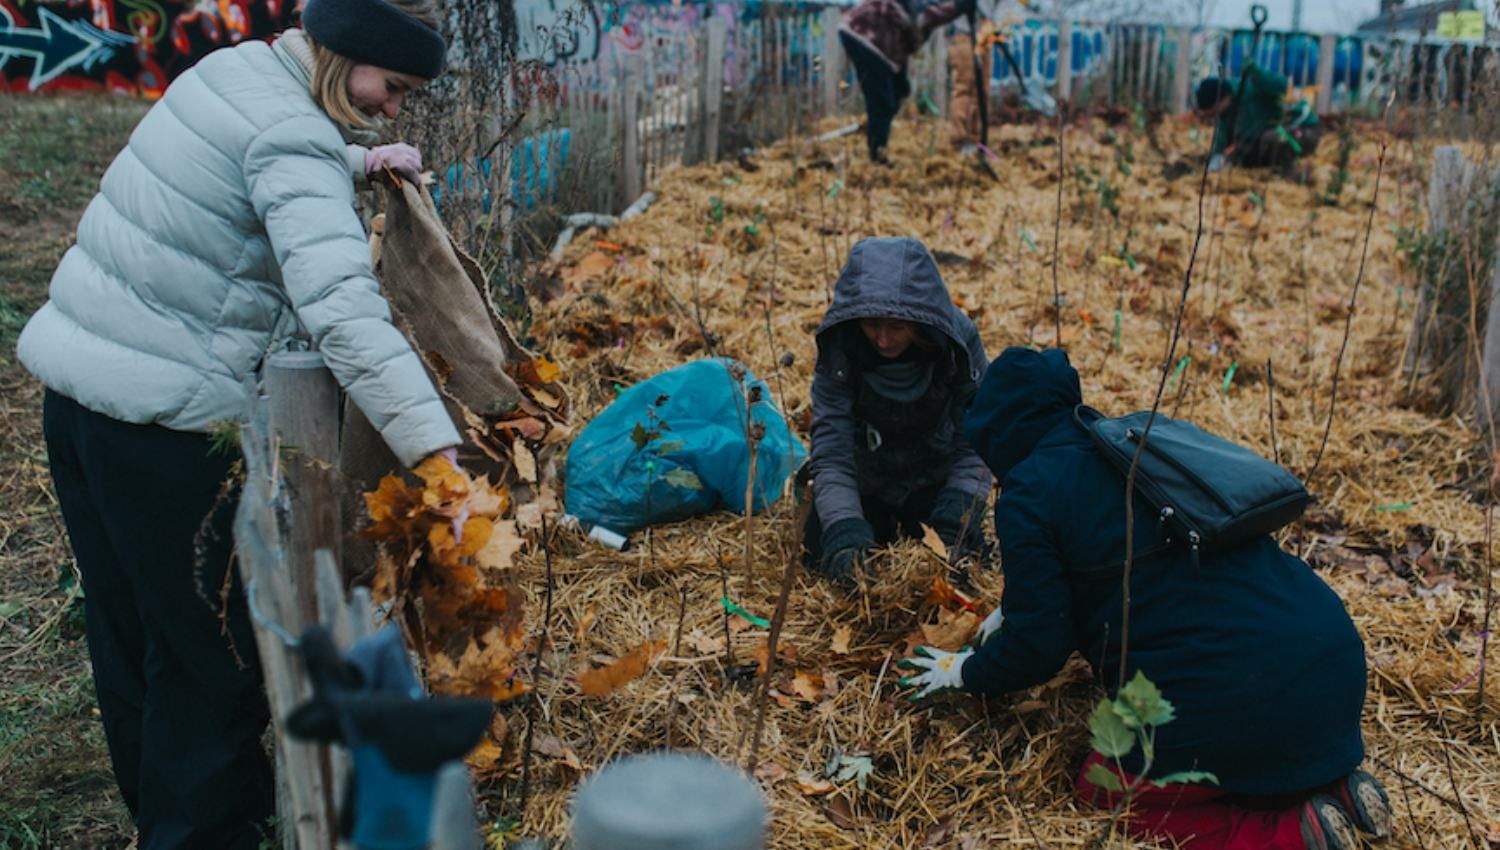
[960,347,1366,795]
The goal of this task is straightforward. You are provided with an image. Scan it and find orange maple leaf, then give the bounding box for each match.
[577,640,667,697]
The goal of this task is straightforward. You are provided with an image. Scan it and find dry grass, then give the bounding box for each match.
[486,109,1500,848]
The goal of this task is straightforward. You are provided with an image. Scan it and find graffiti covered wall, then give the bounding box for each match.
[0,0,300,96]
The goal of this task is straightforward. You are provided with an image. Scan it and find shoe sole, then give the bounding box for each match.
[1303,794,1359,850]
[1348,772,1393,839]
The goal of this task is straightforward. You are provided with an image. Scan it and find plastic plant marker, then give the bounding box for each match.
[1276,125,1303,153]
[1373,502,1414,513]
[1169,356,1192,392]
[720,597,771,628]
[1249,191,1264,208]
[1221,361,1239,394]
[1021,228,1040,254]
[1113,310,1122,350]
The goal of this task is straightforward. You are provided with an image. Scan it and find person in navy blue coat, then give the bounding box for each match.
[898,347,1391,850]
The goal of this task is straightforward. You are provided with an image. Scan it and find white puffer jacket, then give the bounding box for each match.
[17,31,459,467]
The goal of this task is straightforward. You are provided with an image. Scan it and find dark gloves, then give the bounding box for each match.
[287,625,493,850]
[817,517,876,588]
[928,487,990,565]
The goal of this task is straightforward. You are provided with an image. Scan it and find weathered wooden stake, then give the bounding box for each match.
[702,16,727,163]
[620,52,644,210]
[1173,27,1193,114]
[266,352,341,629]
[822,7,842,117]
[1315,34,1337,114]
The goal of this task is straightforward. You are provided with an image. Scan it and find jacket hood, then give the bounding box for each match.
[962,346,1081,481]
[816,237,974,364]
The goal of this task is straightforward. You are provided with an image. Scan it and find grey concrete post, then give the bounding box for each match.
[572,752,768,850]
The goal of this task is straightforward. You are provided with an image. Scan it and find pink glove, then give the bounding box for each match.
[365,143,423,183]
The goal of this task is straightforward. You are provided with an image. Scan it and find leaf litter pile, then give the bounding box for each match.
[368,112,1498,847]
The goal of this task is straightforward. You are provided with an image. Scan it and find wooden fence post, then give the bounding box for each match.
[1057,18,1073,105]
[1173,27,1193,114]
[1315,33,1337,114]
[265,351,341,637]
[702,16,727,163]
[235,373,339,850]
[822,6,842,118]
[619,51,643,210]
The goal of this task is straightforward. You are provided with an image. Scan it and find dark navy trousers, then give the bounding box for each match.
[43,389,273,850]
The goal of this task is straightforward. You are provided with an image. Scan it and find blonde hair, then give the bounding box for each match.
[306,0,441,128]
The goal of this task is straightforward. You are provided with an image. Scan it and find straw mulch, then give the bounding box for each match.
[481,109,1499,848]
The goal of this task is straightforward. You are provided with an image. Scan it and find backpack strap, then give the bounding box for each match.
[1065,403,1175,578]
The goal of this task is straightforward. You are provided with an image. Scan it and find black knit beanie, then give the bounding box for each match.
[1196,77,1230,112]
[302,0,446,79]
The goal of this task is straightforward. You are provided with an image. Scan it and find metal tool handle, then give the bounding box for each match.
[1250,4,1269,30]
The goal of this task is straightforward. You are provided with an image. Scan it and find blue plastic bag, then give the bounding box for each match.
[564,358,806,535]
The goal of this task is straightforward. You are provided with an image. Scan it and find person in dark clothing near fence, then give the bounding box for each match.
[803,237,990,589]
[898,347,1391,850]
[1197,64,1323,172]
[839,0,976,164]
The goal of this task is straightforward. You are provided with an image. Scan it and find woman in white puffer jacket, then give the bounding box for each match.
[15,0,458,845]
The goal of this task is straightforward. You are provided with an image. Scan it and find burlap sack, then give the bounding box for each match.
[340,179,569,495]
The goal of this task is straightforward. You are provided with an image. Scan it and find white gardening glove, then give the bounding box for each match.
[365,142,423,183]
[897,646,972,701]
[1208,152,1227,174]
[975,606,1004,646]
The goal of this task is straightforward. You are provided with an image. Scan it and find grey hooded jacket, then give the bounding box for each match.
[808,237,991,530]
[16,31,459,467]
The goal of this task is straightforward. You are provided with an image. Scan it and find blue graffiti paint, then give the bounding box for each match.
[989,20,1110,86]
[0,6,132,89]
[1223,30,1364,89]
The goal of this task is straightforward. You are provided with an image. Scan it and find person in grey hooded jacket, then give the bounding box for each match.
[15,0,458,846]
[804,237,991,588]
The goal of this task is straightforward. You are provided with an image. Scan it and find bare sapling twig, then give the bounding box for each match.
[1117,125,1217,691]
[1457,189,1499,719]
[517,512,556,824]
[744,524,799,773]
[717,549,736,670]
[1307,142,1388,484]
[1053,110,1066,348]
[663,582,690,747]
[1266,358,1280,465]
[1435,717,1482,849]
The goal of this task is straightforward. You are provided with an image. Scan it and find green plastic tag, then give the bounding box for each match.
[719,597,770,628]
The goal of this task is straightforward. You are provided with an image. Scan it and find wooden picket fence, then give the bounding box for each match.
[429,2,1494,242]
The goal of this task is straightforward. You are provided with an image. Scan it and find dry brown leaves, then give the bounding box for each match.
[577,639,668,696]
[366,456,528,704]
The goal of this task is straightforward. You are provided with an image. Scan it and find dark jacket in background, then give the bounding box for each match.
[960,347,1366,796]
[1213,63,1288,155]
[808,237,990,533]
[840,0,968,73]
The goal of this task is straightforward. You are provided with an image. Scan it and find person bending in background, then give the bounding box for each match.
[803,237,991,590]
[16,0,463,845]
[1197,63,1322,173]
[840,0,977,165]
[898,347,1391,850]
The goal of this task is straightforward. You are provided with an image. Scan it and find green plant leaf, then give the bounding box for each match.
[1115,670,1176,729]
[834,754,876,790]
[1151,770,1219,788]
[663,469,703,490]
[1085,762,1125,793]
[1088,698,1135,758]
[630,422,650,450]
[656,439,685,454]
